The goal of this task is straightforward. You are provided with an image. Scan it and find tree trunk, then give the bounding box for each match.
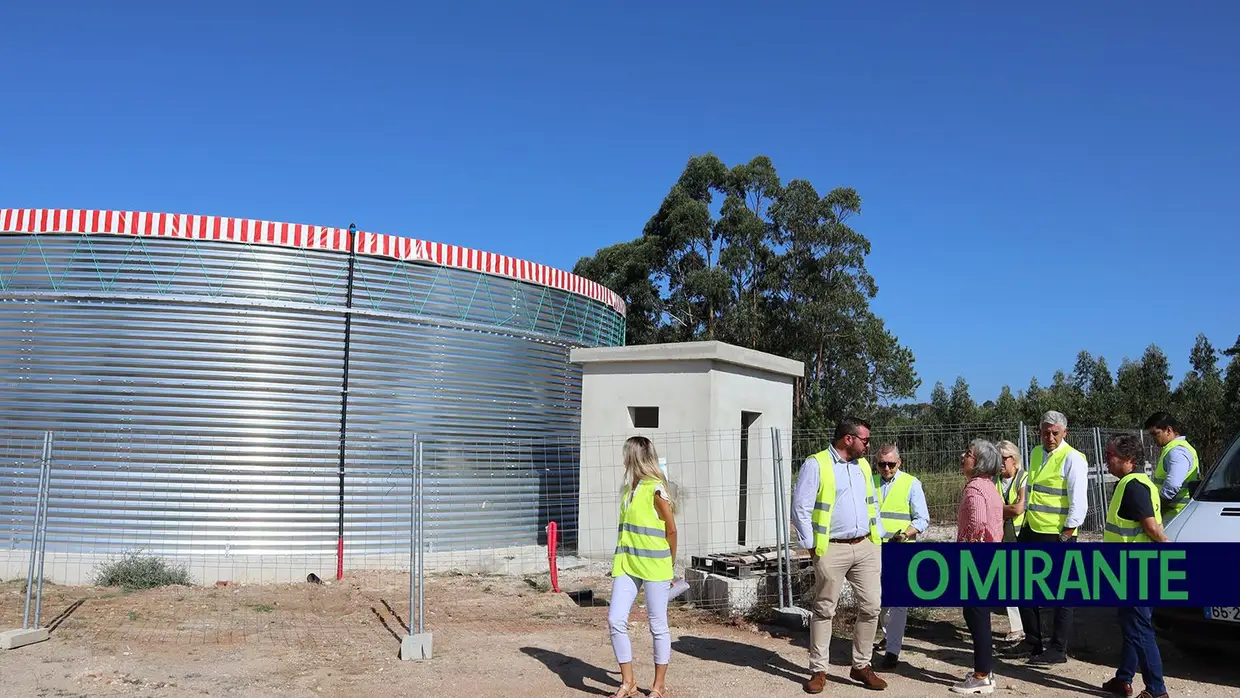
[816,339,824,387]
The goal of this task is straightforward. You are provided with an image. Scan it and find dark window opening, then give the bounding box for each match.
[738,411,762,546]
[629,406,659,429]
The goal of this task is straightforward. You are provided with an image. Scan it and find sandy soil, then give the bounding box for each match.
[2,571,1237,697]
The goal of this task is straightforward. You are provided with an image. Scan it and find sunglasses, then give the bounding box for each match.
[878,461,898,469]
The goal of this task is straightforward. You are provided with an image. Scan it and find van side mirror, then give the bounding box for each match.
[1184,479,1202,497]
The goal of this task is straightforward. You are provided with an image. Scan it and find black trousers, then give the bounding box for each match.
[1017,528,1073,653]
[962,606,994,674]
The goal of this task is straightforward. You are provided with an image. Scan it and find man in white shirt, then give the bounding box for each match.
[1015,410,1088,665]
[871,443,930,670]
[791,417,888,692]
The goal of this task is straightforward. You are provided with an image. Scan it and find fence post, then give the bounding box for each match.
[1092,427,1106,534]
[770,427,786,609]
[32,431,54,630]
[417,436,425,635]
[407,434,417,635]
[401,434,432,661]
[776,429,796,608]
[3,432,53,650]
[770,427,807,626]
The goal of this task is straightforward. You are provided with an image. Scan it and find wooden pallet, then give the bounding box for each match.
[690,547,812,579]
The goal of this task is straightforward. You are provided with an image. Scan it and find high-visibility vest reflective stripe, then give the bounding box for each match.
[611,478,673,581]
[1025,444,1081,534]
[872,471,915,543]
[1104,472,1162,543]
[997,470,1028,532]
[811,450,882,556]
[1154,437,1199,520]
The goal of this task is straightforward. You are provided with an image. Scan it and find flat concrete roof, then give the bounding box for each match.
[571,340,804,378]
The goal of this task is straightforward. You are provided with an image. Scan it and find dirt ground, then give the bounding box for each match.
[2,571,1238,698]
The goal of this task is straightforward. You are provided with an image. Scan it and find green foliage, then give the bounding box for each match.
[947,377,975,425]
[904,339,1240,469]
[1224,336,1240,438]
[572,151,1240,469]
[91,550,193,590]
[574,154,919,425]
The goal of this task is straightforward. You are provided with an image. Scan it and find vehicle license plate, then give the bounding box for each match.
[1204,606,1240,623]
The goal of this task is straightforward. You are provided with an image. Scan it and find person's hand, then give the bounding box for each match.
[890,531,908,544]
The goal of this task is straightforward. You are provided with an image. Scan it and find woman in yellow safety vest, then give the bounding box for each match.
[995,440,1028,645]
[607,436,678,698]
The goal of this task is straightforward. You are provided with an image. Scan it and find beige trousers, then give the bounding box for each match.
[809,538,882,672]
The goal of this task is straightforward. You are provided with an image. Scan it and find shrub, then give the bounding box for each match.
[92,550,194,590]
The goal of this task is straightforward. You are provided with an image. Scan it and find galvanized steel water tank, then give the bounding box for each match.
[0,208,625,580]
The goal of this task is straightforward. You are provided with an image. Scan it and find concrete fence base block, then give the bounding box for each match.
[774,606,812,629]
[684,568,709,603]
[1,627,50,650]
[400,633,433,661]
[703,574,764,616]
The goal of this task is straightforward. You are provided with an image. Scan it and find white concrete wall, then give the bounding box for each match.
[573,342,803,564]
[706,364,796,553]
[575,360,712,561]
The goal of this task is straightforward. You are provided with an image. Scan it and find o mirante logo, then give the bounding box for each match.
[878,543,1240,607]
[906,548,1187,602]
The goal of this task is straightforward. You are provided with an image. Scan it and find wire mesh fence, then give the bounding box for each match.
[0,429,425,649]
[0,419,1167,645]
[414,427,791,617]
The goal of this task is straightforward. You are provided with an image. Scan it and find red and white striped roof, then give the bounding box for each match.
[0,208,625,315]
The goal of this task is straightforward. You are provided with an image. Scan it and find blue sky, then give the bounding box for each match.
[2,2,1237,402]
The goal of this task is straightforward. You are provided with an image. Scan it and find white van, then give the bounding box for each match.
[1152,433,1240,654]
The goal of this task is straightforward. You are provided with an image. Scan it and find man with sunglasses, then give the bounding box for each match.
[792,416,888,693]
[871,443,929,670]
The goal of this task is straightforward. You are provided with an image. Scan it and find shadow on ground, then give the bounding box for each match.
[770,607,1240,692]
[520,647,621,696]
[1068,606,1240,690]
[47,598,85,633]
[899,618,1104,695]
[674,634,894,689]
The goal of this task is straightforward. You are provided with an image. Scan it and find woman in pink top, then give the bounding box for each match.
[950,439,1006,695]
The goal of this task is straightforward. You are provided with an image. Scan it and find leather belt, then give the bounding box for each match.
[829,536,866,544]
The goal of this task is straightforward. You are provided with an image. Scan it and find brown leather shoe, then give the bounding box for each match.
[803,671,827,694]
[1101,677,1133,697]
[850,665,888,690]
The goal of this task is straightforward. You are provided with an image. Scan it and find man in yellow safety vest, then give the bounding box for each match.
[871,443,929,670]
[1015,410,1088,666]
[791,416,888,693]
[1144,411,1200,522]
[1100,433,1170,698]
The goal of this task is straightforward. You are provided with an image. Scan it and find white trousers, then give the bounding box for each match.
[879,607,908,655]
[1006,606,1024,635]
[608,574,671,665]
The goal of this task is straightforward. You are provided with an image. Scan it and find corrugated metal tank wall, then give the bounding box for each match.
[0,232,616,571]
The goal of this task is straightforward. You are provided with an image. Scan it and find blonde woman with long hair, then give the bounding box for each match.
[607,436,678,698]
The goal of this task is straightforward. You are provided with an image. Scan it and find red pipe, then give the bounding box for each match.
[336,537,344,580]
[547,521,560,593]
